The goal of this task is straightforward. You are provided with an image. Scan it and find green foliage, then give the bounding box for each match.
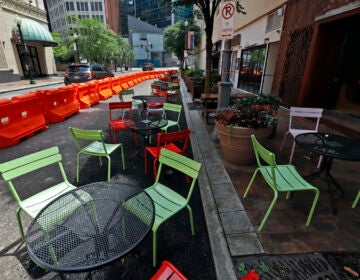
[63,16,133,65]
[163,19,201,64]
[51,32,73,62]
[184,67,204,77]
[214,94,281,128]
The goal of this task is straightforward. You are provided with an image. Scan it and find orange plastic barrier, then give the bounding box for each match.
[37,86,80,124]
[0,93,47,148]
[150,261,188,280]
[110,77,122,95]
[75,81,99,109]
[120,76,130,90]
[127,76,135,88]
[96,78,113,100]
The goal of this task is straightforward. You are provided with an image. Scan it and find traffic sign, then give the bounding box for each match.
[221,1,236,39]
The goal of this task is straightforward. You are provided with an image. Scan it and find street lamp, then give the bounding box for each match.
[73,33,80,63]
[15,16,36,84]
[184,20,189,69]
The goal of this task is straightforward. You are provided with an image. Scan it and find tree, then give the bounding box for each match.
[51,32,73,62]
[163,20,201,68]
[168,0,245,93]
[65,16,133,66]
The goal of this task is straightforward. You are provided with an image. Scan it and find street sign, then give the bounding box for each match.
[221,1,236,39]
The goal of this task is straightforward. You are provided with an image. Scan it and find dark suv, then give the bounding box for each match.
[64,63,114,85]
[142,62,154,71]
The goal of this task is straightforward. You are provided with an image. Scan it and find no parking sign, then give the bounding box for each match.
[221,1,236,39]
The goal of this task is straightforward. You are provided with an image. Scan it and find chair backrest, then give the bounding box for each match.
[157,129,191,153]
[147,96,166,109]
[289,107,323,131]
[0,146,68,204]
[162,102,182,121]
[108,101,132,120]
[119,89,134,102]
[156,148,201,201]
[69,127,107,152]
[250,135,277,189]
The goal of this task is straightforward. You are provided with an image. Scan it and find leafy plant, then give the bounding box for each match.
[213,94,281,129]
[185,67,204,77]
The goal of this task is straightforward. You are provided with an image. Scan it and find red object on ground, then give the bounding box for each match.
[150,260,188,280]
[242,270,260,280]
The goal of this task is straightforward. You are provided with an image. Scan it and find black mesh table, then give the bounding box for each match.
[295,132,360,214]
[26,181,154,277]
[125,113,167,153]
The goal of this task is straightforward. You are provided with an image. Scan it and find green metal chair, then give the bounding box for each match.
[352,191,359,208]
[145,148,202,267]
[119,89,142,115]
[69,127,125,182]
[243,135,320,231]
[0,146,77,241]
[160,102,182,132]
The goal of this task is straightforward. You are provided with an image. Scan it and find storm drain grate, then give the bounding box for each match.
[233,253,360,280]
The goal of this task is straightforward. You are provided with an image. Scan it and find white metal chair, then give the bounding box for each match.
[280,107,323,167]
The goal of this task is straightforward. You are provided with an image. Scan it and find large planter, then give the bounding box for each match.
[215,121,274,166]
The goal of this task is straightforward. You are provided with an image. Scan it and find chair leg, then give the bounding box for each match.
[186,205,195,235]
[76,154,81,182]
[120,144,125,170]
[259,190,278,232]
[289,140,296,164]
[317,155,323,169]
[243,169,259,198]
[352,191,360,208]
[16,208,25,241]
[153,158,158,180]
[107,155,111,181]
[279,131,289,152]
[152,229,157,267]
[306,189,320,226]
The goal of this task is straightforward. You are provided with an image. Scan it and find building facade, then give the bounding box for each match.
[127,15,165,67]
[198,0,360,115]
[0,0,57,83]
[45,0,108,39]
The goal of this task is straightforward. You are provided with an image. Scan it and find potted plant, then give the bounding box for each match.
[214,93,281,166]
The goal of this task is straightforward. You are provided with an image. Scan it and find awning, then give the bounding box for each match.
[13,18,58,47]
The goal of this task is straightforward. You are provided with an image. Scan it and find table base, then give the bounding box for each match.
[305,156,344,215]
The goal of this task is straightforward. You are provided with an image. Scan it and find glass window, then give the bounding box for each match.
[238,46,266,93]
[266,9,283,32]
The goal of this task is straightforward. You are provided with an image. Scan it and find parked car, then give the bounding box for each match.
[142,62,154,71]
[64,63,114,85]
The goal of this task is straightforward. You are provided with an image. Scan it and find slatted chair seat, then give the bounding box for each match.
[244,135,320,232]
[0,146,77,241]
[69,127,125,182]
[144,149,201,266]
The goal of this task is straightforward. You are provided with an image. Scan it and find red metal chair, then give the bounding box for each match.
[108,102,138,144]
[146,96,166,116]
[145,129,191,179]
[150,260,188,280]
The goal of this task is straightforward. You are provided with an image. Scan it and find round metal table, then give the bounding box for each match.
[26,181,154,276]
[295,132,360,213]
[124,113,168,148]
